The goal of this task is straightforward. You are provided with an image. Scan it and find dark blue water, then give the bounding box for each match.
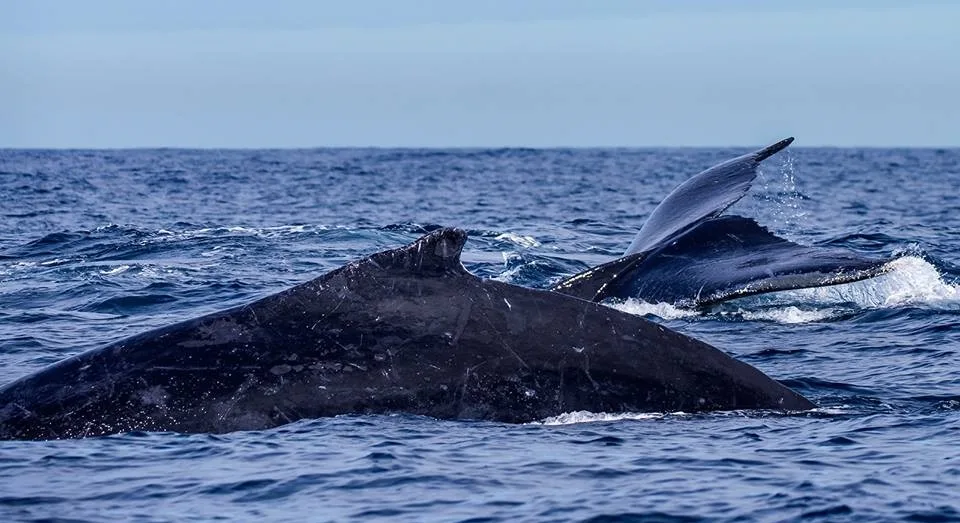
[1,147,958,522]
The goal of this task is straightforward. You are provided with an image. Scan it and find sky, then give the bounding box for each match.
[1,1,958,148]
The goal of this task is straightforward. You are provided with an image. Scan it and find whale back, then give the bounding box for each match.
[0,228,812,439]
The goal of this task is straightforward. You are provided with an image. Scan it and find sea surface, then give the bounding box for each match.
[0,146,958,522]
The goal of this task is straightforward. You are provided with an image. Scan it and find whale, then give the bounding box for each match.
[0,228,813,440]
[552,138,894,308]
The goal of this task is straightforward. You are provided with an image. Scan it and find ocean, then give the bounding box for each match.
[1,147,958,522]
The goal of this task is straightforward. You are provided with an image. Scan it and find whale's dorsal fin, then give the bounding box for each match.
[367,227,469,275]
[625,137,794,255]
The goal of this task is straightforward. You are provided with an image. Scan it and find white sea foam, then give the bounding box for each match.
[39,258,70,266]
[611,256,959,324]
[147,224,329,244]
[495,232,540,248]
[534,410,674,425]
[99,264,131,276]
[808,405,871,416]
[609,299,699,321]
[225,224,309,236]
[0,260,38,276]
[534,408,818,425]
[491,250,545,284]
[734,306,840,324]
[749,256,959,311]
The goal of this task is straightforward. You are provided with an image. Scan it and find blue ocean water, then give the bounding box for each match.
[0,147,958,522]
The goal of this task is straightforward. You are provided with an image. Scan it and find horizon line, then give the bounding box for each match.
[3,143,960,151]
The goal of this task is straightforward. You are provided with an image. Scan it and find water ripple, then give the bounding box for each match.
[1,148,959,522]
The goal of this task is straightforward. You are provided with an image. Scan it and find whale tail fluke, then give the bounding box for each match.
[553,136,895,308]
[755,136,794,162]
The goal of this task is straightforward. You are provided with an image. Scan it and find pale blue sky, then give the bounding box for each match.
[2,1,958,147]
